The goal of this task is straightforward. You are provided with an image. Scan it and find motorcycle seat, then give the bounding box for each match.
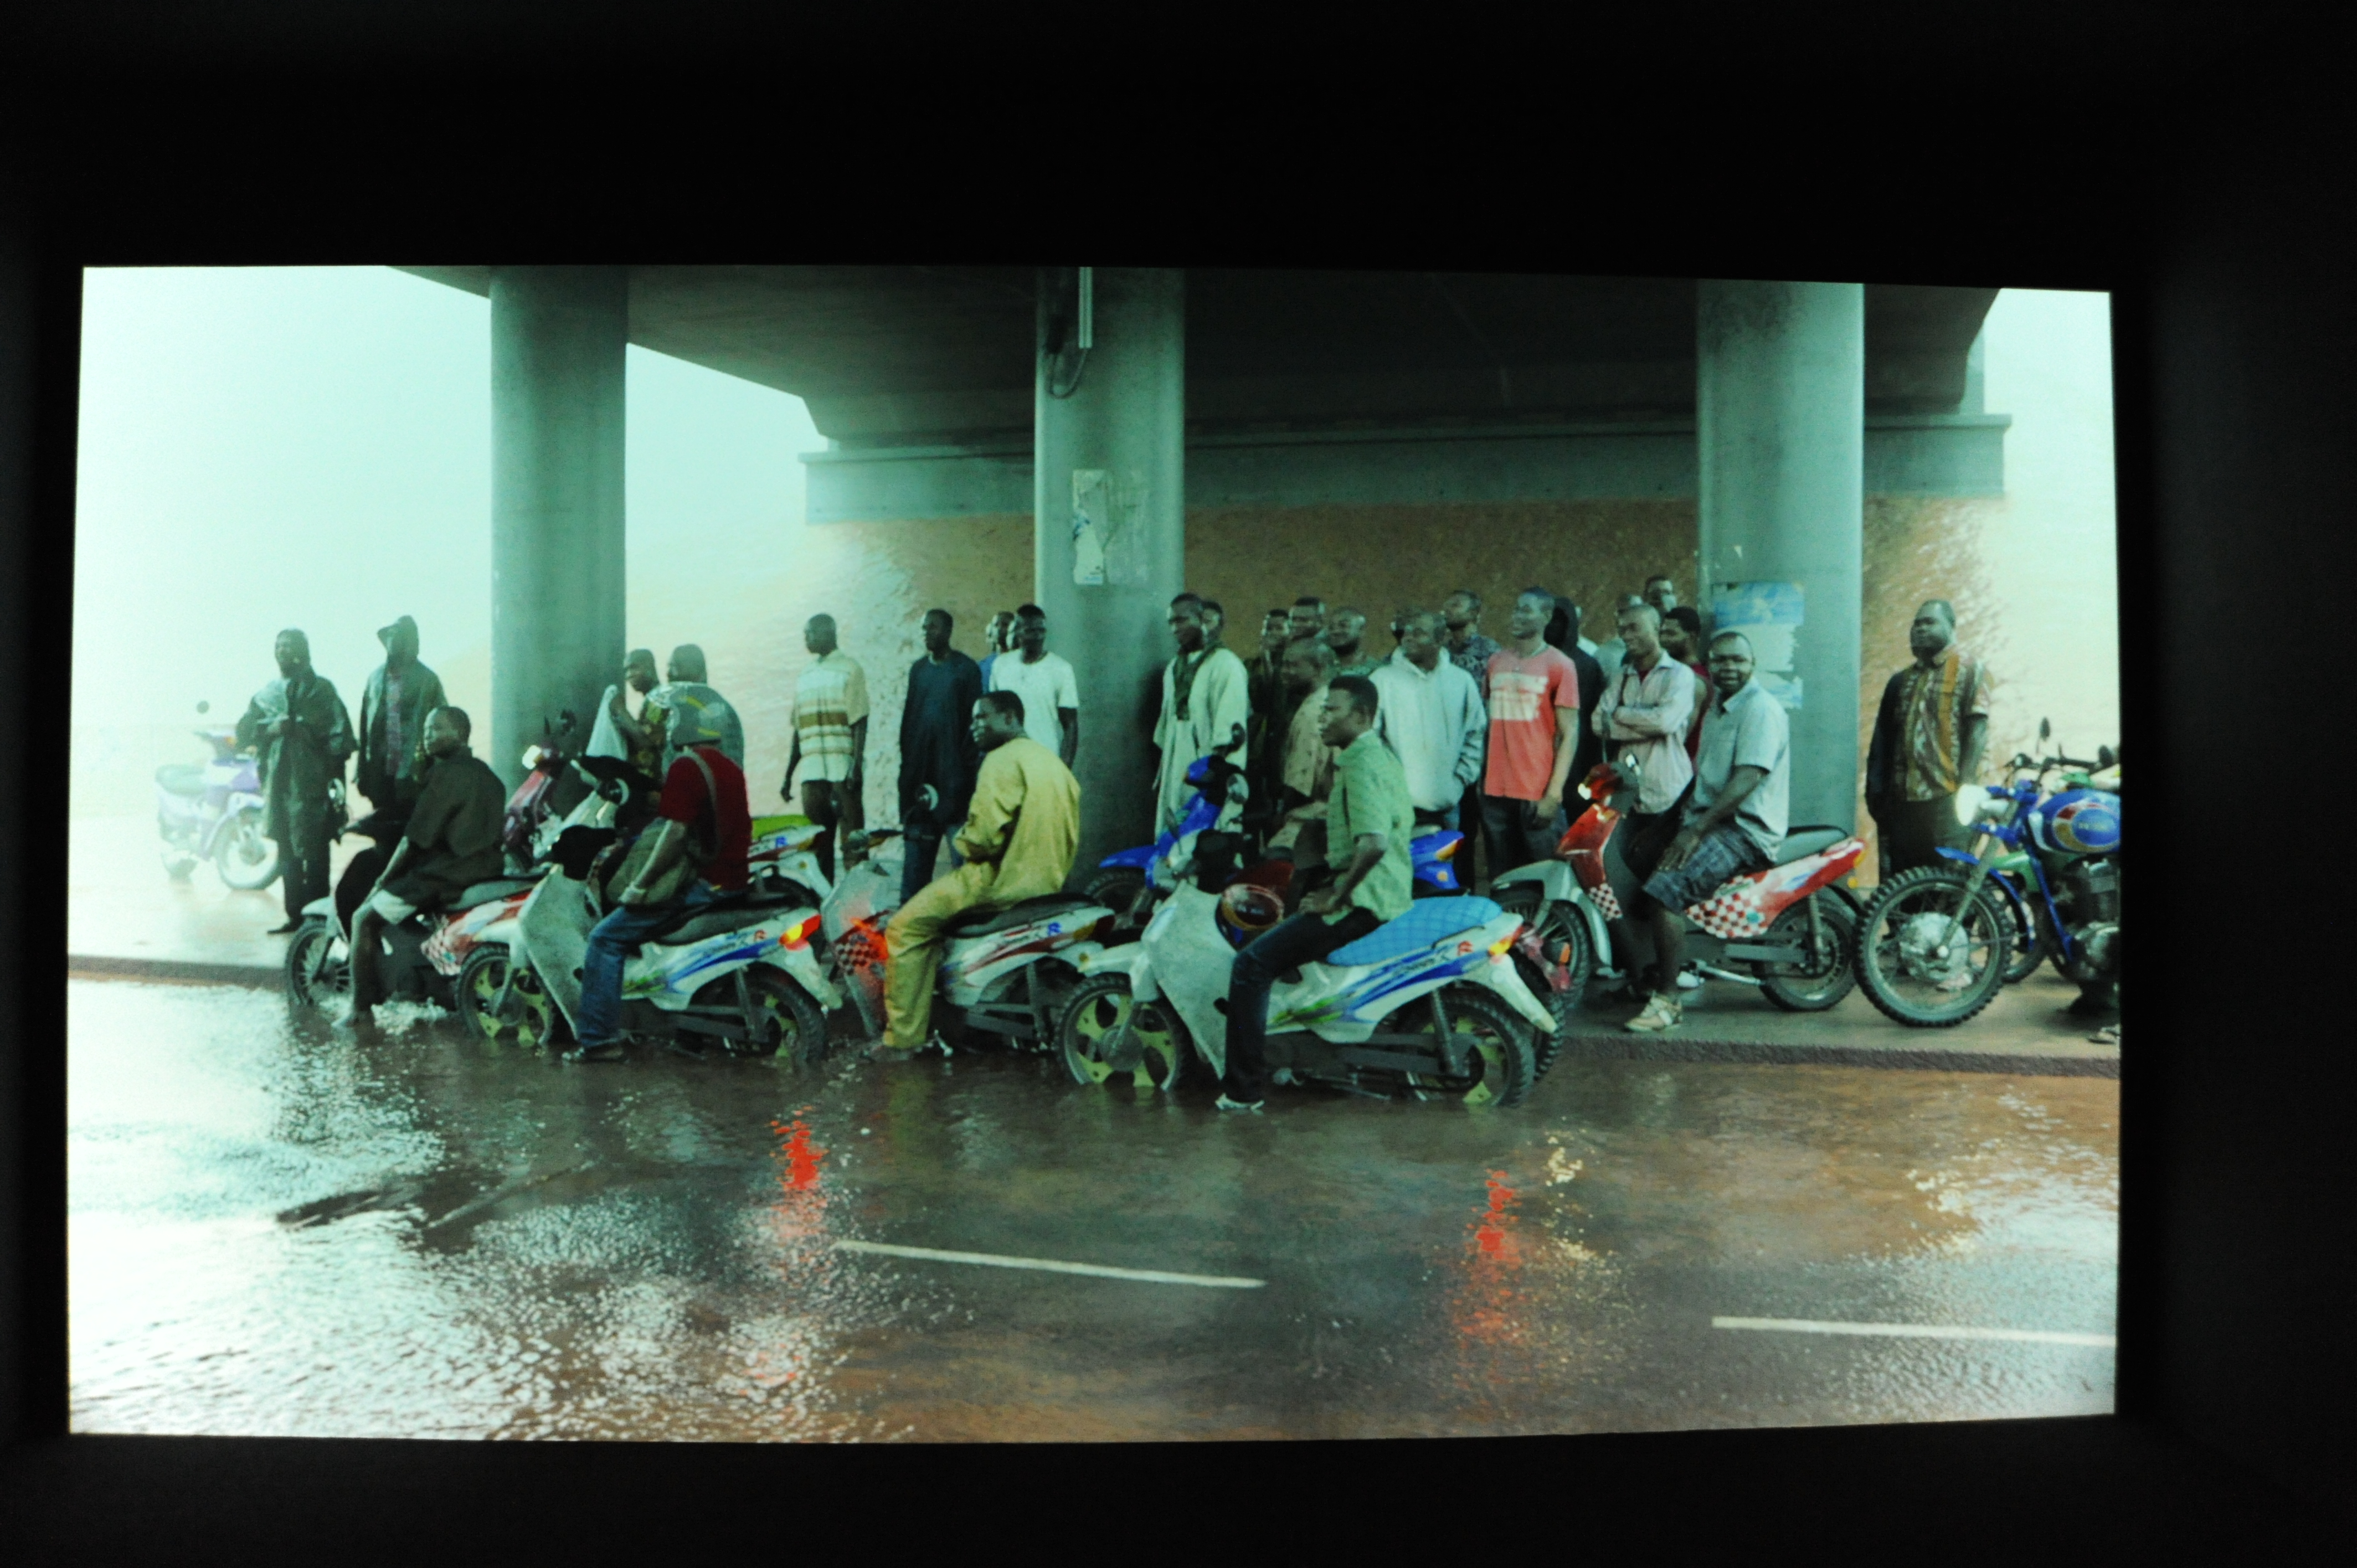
[452,878,540,909]
[941,893,1103,937]
[1326,895,1504,967]
[155,763,209,796]
[649,889,805,946]
[1773,826,1849,866]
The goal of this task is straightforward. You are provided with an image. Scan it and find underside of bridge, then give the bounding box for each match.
[401,265,2003,863]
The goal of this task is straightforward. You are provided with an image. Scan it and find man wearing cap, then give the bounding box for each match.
[236,628,354,933]
[355,614,446,823]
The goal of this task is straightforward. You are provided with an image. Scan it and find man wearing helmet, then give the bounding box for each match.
[1217,674,1415,1112]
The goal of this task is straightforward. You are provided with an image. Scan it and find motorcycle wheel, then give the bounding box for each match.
[1056,973,1187,1092]
[700,968,828,1070]
[1855,865,2010,1028]
[1756,891,1859,1012]
[1394,986,1537,1110]
[1490,886,1592,1077]
[283,918,349,1009]
[1082,868,1149,929]
[456,945,561,1049]
[213,811,281,890]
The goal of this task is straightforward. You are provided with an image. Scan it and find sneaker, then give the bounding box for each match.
[1214,1095,1265,1113]
[563,1040,626,1063]
[1675,964,1703,992]
[1624,994,1682,1034]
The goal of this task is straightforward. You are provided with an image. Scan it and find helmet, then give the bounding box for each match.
[1216,882,1285,950]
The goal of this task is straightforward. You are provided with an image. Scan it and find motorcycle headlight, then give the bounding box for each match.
[1955,786,2014,829]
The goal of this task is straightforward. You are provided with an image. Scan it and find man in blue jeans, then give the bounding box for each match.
[1218,674,1415,1112]
[564,739,752,1063]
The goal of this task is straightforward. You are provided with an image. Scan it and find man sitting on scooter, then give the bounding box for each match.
[1217,674,1415,1112]
[872,690,1082,1060]
[1622,632,1789,1035]
[341,707,507,1026]
[563,719,753,1063]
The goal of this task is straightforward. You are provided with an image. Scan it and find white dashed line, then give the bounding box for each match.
[1712,1316,2114,1347]
[833,1240,1265,1289]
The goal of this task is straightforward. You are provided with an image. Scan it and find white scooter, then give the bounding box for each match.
[820,826,1124,1053]
[1051,829,1554,1107]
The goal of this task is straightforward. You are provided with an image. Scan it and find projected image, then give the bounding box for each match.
[67,267,2120,1440]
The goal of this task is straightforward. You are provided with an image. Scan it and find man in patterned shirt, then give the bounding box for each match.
[784,612,869,883]
[1865,599,1991,880]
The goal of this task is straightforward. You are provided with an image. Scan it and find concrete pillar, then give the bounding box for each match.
[1696,280,1865,832]
[489,267,627,787]
[1033,267,1186,873]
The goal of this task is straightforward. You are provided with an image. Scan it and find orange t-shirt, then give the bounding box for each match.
[1483,646,1581,801]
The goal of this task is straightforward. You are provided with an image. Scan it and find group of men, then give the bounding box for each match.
[231,574,1995,1087]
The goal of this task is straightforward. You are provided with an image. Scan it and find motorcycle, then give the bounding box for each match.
[1555,761,1866,1014]
[1855,719,2120,1027]
[505,711,586,871]
[153,701,281,890]
[818,826,1124,1054]
[1051,826,1553,1107]
[487,849,842,1066]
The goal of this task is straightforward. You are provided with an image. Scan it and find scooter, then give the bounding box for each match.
[491,852,842,1066]
[153,702,280,890]
[1558,761,1866,1013]
[1855,720,2119,1027]
[1052,827,1555,1107]
[505,712,586,871]
[819,826,1123,1053]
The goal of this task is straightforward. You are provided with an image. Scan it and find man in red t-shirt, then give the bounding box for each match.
[1480,586,1583,877]
[565,743,751,1062]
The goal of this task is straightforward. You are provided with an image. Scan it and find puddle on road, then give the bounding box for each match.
[68,976,2120,1441]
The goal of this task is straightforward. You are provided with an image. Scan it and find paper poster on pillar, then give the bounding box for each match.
[1071,469,1109,586]
[1712,581,1804,710]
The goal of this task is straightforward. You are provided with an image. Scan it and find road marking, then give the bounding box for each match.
[832,1240,1264,1290]
[1712,1316,2115,1348]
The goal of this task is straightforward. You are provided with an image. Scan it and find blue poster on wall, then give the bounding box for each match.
[1712,581,1805,710]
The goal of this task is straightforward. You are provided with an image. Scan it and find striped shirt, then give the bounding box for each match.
[792,650,870,783]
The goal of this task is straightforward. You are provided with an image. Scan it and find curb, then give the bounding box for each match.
[1560,1030,2119,1078]
[69,955,284,989]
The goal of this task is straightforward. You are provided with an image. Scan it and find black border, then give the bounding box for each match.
[6,14,2350,1552]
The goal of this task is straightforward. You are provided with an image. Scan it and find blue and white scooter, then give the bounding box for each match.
[1051,819,1553,1107]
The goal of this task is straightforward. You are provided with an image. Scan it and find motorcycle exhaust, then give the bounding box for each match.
[1695,963,1761,987]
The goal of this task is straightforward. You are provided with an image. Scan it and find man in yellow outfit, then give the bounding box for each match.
[875,689,1082,1057]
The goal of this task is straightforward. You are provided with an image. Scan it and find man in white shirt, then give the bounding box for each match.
[1594,600,1699,995]
[986,603,1079,766]
[1371,608,1485,831]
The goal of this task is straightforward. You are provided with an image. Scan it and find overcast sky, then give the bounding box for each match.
[71,267,2118,763]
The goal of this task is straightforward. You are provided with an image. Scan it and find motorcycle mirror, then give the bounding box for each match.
[2037,717,2051,743]
[195,700,209,715]
[2098,744,2117,769]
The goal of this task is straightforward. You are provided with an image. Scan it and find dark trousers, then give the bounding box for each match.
[1458,783,1486,880]
[277,821,334,923]
[1874,796,1970,880]
[801,778,864,883]
[1479,793,1568,879]
[1221,907,1382,1103]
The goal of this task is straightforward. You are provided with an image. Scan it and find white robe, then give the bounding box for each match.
[1152,646,1251,835]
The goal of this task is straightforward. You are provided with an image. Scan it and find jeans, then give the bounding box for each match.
[575,881,725,1049]
[1221,906,1383,1104]
[1479,794,1567,878]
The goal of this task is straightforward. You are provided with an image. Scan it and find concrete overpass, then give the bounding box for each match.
[399,266,2004,866]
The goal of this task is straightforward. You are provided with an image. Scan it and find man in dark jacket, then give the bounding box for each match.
[236,628,355,932]
[342,706,507,1023]
[898,608,984,902]
[355,613,447,822]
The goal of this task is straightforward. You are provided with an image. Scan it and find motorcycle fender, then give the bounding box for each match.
[1481,953,1560,1034]
[761,946,843,1012]
[198,798,265,855]
[302,895,336,921]
[1062,940,1141,983]
[1098,845,1159,871]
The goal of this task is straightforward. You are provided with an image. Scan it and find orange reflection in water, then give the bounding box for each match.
[1454,1171,1529,1348]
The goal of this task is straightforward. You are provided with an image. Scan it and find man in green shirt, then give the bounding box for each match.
[1217,673,1414,1112]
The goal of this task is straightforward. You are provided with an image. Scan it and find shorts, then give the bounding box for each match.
[1639,819,1772,915]
[362,888,419,924]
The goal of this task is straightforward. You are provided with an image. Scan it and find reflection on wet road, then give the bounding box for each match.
[68,977,2117,1441]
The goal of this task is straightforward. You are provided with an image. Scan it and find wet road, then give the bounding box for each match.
[68,975,2117,1441]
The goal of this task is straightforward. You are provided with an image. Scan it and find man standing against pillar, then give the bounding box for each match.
[237,629,354,934]
[1153,593,1251,836]
[899,608,985,904]
[786,613,868,884]
[977,611,1016,692]
[988,605,1079,766]
[355,614,446,823]
[1865,599,1991,880]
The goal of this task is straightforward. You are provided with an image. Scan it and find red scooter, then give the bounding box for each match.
[1558,763,1865,1012]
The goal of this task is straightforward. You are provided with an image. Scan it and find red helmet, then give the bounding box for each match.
[1216,883,1284,950]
